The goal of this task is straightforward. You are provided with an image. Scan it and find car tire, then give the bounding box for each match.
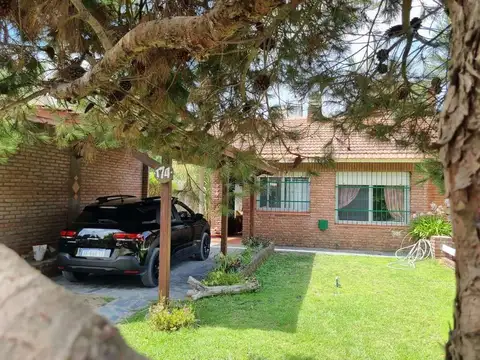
[195,232,211,261]
[141,248,159,288]
[62,271,89,282]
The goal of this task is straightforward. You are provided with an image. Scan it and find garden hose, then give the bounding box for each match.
[388,237,433,269]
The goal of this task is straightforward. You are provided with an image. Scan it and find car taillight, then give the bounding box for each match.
[60,230,77,238]
[113,233,144,241]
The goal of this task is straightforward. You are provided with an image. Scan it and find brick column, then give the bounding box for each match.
[431,235,454,258]
[210,170,223,237]
[67,152,82,225]
[141,164,149,198]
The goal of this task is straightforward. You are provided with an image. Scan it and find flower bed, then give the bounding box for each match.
[186,237,274,300]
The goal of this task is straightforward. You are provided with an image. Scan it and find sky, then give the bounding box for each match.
[269,0,445,117]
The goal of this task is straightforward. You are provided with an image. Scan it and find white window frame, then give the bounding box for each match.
[257,172,310,212]
[335,172,410,225]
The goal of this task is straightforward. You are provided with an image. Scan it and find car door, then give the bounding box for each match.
[178,201,203,240]
[173,202,196,247]
[171,203,194,254]
[153,203,186,255]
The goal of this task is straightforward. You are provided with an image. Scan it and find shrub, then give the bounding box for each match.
[242,236,272,249]
[240,247,254,265]
[148,299,196,331]
[202,270,244,286]
[408,214,452,241]
[214,247,256,274]
[214,253,242,273]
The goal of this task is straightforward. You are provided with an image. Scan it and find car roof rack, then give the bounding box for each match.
[96,195,137,203]
[142,196,178,203]
[142,196,160,203]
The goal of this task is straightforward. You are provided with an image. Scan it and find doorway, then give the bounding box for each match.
[228,183,243,236]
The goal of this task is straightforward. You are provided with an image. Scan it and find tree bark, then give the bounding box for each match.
[0,244,148,360]
[49,0,285,100]
[186,276,259,300]
[440,1,480,359]
[69,0,113,50]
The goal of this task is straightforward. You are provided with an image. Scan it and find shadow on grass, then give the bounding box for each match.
[194,252,315,333]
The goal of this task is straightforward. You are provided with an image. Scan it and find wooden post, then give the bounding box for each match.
[249,191,255,237]
[158,158,173,301]
[220,178,228,255]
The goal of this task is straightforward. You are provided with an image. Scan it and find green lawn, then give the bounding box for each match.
[120,253,454,360]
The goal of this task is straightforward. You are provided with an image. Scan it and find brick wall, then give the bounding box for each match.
[0,145,145,255]
[0,143,70,254]
[240,162,430,252]
[80,149,144,207]
[426,181,445,209]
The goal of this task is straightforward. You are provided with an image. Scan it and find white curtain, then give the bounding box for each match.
[338,187,361,209]
[384,187,405,221]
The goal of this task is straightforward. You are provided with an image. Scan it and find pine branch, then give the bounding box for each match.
[48,0,289,101]
[413,25,450,48]
[0,89,48,117]
[69,0,113,51]
[401,0,413,84]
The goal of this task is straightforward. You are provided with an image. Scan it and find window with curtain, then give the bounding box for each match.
[336,172,410,225]
[257,174,310,212]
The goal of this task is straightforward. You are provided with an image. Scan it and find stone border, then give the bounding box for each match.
[240,242,275,277]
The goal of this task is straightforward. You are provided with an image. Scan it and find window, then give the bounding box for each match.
[174,203,194,221]
[336,172,410,225]
[75,206,142,224]
[257,174,310,212]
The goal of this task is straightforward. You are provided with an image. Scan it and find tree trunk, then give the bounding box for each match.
[0,244,148,360]
[186,276,259,300]
[441,1,480,358]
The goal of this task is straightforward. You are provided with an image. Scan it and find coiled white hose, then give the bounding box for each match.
[388,237,433,269]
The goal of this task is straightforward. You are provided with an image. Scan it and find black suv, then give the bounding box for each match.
[57,195,211,287]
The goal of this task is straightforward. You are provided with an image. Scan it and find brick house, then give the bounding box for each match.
[0,109,150,255]
[210,117,444,252]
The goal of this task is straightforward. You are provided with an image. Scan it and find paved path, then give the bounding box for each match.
[53,247,223,323]
[224,245,395,257]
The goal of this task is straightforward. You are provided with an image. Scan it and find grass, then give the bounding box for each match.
[120,253,454,360]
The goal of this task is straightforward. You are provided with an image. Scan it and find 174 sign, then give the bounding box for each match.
[154,165,174,183]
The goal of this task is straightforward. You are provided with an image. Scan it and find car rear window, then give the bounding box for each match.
[75,206,146,224]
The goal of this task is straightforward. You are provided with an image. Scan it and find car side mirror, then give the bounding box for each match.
[194,213,204,221]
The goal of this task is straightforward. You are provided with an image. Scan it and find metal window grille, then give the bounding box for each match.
[257,174,310,212]
[335,172,410,225]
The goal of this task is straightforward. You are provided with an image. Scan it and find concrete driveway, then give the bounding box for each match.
[53,247,222,323]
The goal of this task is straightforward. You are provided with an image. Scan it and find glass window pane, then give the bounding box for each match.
[285,177,309,211]
[338,186,369,221]
[259,178,267,208]
[382,186,406,222]
[372,186,393,222]
[268,177,282,208]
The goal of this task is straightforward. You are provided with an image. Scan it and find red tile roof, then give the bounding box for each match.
[238,117,426,163]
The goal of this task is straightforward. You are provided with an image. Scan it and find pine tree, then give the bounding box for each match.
[0,0,479,359]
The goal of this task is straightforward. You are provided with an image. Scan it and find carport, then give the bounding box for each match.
[28,106,276,300]
[150,144,276,300]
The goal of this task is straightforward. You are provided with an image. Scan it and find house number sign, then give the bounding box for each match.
[154,166,174,183]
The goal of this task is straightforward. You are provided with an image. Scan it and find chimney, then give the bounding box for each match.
[307,92,323,123]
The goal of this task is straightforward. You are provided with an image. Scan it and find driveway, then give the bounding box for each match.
[53,247,223,323]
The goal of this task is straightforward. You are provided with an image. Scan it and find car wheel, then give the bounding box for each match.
[195,232,211,261]
[141,248,159,288]
[62,271,89,282]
